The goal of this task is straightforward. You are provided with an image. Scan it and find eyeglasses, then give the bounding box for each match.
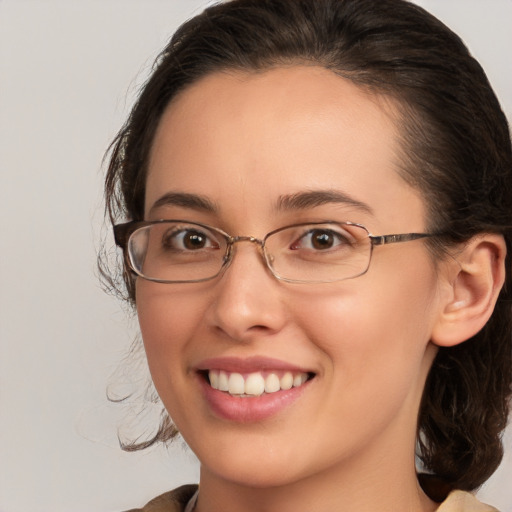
[114,220,435,284]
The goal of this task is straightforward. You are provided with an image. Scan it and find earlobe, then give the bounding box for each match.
[431,234,506,347]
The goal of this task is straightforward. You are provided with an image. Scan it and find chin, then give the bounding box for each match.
[202,459,305,489]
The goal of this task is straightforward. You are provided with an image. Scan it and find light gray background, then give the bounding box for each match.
[1,1,511,511]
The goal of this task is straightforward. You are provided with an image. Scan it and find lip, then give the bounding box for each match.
[195,356,314,423]
[196,355,312,374]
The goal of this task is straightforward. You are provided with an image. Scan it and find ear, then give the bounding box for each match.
[431,234,507,347]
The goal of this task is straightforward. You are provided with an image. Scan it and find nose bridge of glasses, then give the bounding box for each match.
[231,235,263,246]
[226,235,269,267]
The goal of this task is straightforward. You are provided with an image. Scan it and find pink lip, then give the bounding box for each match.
[195,356,314,423]
[196,355,311,374]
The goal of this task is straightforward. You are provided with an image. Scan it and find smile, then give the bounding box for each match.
[197,357,315,421]
[208,370,309,397]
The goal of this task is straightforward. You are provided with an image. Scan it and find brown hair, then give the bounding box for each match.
[102,0,512,498]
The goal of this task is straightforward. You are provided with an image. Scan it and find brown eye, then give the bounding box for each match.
[310,230,335,250]
[183,231,208,250]
[291,228,349,251]
[162,228,219,252]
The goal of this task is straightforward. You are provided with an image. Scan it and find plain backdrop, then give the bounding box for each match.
[1,1,511,511]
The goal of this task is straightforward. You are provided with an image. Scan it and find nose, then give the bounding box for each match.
[206,239,287,342]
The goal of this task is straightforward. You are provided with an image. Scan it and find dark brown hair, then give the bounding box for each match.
[102,0,512,499]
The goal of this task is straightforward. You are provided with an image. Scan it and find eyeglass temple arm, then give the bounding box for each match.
[370,233,433,246]
[113,222,137,248]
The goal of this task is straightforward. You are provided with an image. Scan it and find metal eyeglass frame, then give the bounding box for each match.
[114,219,437,284]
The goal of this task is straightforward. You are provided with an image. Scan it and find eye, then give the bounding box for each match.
[162,227,220,252]
[290,228,352,251]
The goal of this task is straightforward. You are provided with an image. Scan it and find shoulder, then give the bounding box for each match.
[122,484,199,512]
[437,490,499,512]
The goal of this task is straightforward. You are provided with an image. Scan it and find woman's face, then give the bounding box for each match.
[137,66,443,489]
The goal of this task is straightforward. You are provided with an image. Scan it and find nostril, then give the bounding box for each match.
[248,324,272,333]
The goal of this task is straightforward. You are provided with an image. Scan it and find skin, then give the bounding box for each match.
[136,66,448,512]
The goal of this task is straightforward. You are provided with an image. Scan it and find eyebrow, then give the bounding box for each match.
[275,190,374,215]
[149,189,373,217]
[149,192,218,215]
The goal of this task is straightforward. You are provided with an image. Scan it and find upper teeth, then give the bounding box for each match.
[208,370,308,396]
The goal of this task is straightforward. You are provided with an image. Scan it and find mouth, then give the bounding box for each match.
[196,356,316,421]
[203,369,314,397]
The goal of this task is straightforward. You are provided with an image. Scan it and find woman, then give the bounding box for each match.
[103,0,512,510]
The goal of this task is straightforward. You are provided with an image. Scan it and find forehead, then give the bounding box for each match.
[146,66,425,232]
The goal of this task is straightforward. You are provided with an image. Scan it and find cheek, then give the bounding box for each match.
[135,282,202,382]
[135,281,217,440]
[292,251,439,388]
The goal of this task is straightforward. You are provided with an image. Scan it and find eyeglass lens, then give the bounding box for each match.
[127,221,372,283]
